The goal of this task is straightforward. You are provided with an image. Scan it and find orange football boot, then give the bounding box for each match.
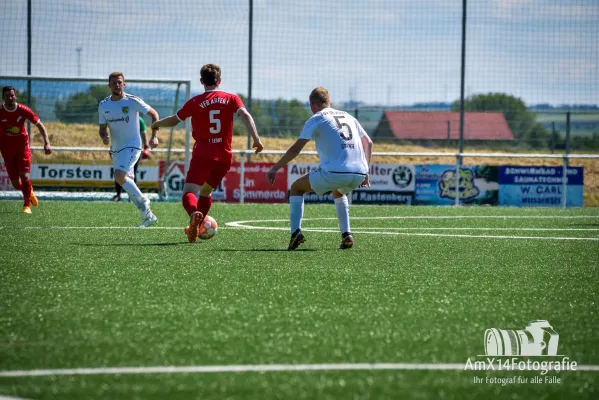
[185,211,204,243]
[30,190,39,207]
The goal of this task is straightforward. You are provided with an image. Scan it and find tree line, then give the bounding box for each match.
[46,85,311,138]
[452,93,599,151]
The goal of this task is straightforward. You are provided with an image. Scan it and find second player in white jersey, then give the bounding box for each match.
[266,87,373,251]
[98,93,151,152]
[98,72,160,228]
[299,108,369,175]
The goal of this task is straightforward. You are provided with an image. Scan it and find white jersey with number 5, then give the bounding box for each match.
[98,93,151,152]
[299,108,369,174]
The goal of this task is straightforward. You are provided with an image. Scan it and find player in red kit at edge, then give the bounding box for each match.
[152,64,264,242]
[0,86,53,213]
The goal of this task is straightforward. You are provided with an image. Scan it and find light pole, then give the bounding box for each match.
[76,47,82,77]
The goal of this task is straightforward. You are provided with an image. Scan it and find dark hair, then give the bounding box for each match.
[2,86,16,96]
[200,64,221,86]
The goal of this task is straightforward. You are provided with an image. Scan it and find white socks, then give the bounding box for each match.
[290,195,349,235]
[334,195,350,234]
[289,195,304,233]
[122,177,147,211]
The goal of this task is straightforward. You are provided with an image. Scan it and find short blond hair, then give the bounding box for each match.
[309,87,331,107]
[108,72,124,82]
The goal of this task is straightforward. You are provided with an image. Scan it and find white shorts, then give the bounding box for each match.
[309,168,366,196]
[111,148,141,177]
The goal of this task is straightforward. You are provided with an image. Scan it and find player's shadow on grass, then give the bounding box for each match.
[73,243,315,250]
[213,248,319,252]
[75,242,189,247]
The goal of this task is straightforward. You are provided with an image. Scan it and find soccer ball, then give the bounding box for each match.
[198,215,218,240]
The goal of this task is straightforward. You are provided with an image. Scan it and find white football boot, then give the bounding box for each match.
[138,200,158,228]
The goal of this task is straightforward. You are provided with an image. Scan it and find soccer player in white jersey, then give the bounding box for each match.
[98,72,160,227]
[266,87,373,250]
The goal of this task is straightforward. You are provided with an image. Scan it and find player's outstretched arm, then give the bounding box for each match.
[238,108,263,154]
[151,114,180,130]
[266,139,309,184]
[361,133,373,166]
[99,124,110,145]
[35,121,52,155]
[146,107,160,148]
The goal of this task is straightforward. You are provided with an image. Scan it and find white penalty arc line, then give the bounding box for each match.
[246,228,599,241]
[1,363,598,377]
[225,215,599,228]
[225,219,599,241]
[228,216,599,223]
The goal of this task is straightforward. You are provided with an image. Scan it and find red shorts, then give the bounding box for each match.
[185,145,232,188]
[0,142,31,181]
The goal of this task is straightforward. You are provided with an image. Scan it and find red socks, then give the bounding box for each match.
[197,195,212,219]
[21,179,32,207]
[182,192,198,216]
[183,193,212,220]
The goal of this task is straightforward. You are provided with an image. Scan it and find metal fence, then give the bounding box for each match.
[1,0,597,151]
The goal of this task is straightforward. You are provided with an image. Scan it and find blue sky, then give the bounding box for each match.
[0,0,597,106]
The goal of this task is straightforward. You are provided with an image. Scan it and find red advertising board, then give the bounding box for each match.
[225,162,287,203]
[159,161,287,203]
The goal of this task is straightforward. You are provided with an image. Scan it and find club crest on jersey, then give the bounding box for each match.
[122,107,129,114]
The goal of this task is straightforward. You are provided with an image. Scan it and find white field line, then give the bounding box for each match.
[228,216,599,223]
[226,215,599,229]
[248,228,599,241]
[2,214,598,241]
[2,226,598,233]
[0,226,183,230]
[225,217,599,241]
[330,227,599,231]
[1,363,598,377]
[1,215,597,231]
[3,226,599,240]
[0,396,33,400]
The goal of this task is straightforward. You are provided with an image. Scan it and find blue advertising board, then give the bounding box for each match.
[499,166,584,207]
[415,165,499,205]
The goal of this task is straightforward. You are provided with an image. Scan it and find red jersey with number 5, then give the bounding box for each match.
[176,90,244,157]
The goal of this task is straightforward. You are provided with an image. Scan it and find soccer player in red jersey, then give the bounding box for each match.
[152,64,264,242]
[0,86,52,213]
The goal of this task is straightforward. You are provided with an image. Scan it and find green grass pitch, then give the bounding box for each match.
[0,200,598,399]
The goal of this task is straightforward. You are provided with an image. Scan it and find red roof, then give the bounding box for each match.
[376,111,514,140]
